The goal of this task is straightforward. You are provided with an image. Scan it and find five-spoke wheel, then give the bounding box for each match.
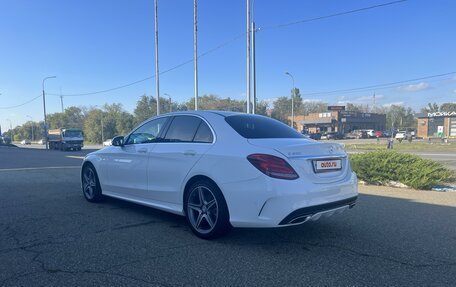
[82,164,103,202]
[185,180,230,239]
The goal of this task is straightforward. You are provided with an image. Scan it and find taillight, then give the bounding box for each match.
[247,154,299,180]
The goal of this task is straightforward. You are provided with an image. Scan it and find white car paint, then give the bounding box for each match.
[82,111,358,228]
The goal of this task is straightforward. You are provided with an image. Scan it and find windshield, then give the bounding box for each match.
[64,131,83,138]
[225,114,304,139]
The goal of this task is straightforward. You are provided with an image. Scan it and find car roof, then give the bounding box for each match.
[165,110,240,118]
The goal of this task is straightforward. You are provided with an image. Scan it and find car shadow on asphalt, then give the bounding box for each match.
[98,192,456,252]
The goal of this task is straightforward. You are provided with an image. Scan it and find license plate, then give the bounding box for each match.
[313,159,342,173]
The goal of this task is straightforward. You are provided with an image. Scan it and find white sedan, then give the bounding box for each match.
[102,139,112,146]
[81,111,358,239]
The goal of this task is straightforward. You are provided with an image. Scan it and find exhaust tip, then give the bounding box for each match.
[288,215,309,224]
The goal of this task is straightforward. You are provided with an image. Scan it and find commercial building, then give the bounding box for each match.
[292,106,386,134]
[416,111,456,138]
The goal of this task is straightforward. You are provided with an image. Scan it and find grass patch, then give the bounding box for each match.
[350,151,454,190]
[345,141,456,152]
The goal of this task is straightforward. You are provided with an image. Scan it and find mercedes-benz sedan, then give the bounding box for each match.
[81,111,358,239]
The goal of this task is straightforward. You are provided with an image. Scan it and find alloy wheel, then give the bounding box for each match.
[187,186,219,234]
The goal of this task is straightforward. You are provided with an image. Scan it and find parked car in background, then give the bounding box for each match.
[20,139,31,145]
[345,130,368,139]
[81,111,358,239]
[395,130,412,141]
[301,132,321,140]
[362,129,375,138]
[382,130,392,138]
[374,131,384,138]
[322,132,344,140]
[38,139,45,145]
[103,139,112,146]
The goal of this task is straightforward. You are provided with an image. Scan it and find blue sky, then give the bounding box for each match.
[1,0,455,129]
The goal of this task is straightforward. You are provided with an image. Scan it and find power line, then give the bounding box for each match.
[301,72,456,97]
[0,95,42,109]
[45,1,406,98]
[260,0,407,31]
[48,33,245,97]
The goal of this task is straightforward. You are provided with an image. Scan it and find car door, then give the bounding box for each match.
[103,117,169,199]
[147,115,214,204]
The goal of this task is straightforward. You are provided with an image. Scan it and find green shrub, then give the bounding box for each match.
[350,151,454,190]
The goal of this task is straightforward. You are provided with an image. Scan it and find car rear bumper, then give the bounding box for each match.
[221,172,358,228]
[278,195,357,225]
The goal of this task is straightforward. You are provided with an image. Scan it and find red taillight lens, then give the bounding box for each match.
[247,154,299,180]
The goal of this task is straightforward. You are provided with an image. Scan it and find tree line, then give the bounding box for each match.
[3,91,455,143]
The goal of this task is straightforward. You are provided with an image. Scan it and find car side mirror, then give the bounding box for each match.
[111,136,124,147]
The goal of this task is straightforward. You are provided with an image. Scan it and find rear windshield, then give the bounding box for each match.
[225,114,304,139]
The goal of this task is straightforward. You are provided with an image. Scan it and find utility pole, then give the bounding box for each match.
[285,72,295,129]
[154,0,160,116]
[372,92,376,112]
[60,87,64,113]
[246,0,251,114]
[251,21,256,114]
[42,76,56,150]
[194,0,199,110]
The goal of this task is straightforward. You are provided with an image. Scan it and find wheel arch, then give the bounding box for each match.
[183,175,220,200]
[182,175,229,218]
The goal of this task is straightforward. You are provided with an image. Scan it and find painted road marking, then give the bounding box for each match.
[0,166,80,172]
[66,156,85,160]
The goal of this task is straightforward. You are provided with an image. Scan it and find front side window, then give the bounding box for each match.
[125,117,168,145]
[164,116,202,142]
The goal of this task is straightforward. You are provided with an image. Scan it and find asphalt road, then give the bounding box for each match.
[1,147,455,286]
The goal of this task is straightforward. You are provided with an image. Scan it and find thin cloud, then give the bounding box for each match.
[397,82,430,92]
[303,99,323,103]
[383,102,404,107]
[355,94,385,102]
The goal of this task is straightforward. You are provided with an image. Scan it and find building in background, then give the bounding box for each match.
[416,111,456,138]
[292,106,386,134]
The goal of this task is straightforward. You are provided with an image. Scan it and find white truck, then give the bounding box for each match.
[48,128,84,151]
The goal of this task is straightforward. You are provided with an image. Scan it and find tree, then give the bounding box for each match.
[84,109,104,143]
[271,97,292,124]
[420,102,439,113]
[346,103,369,113]
[133,95,171,125]
[270,88,305,125]
[439,102,456,112]
[386,105,415,129]
[64,106,85,129]
[302,101,328,115]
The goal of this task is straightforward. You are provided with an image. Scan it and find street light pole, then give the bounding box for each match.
[285,72,295,129]
[154,0,160,116]
[246,0,251,114]
[42,76,56,150]
[27,115,34,142]
[193,0,199,110]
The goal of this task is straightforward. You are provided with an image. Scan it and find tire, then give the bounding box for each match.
[184,179,231,239]
[81,164,104,202]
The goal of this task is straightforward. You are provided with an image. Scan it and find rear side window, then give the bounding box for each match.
[225,114,303,139]
[164,116,201,142]
[193,121,214,143]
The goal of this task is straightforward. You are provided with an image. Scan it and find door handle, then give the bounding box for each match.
[137,148,148,154]
[183,150,196,156]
